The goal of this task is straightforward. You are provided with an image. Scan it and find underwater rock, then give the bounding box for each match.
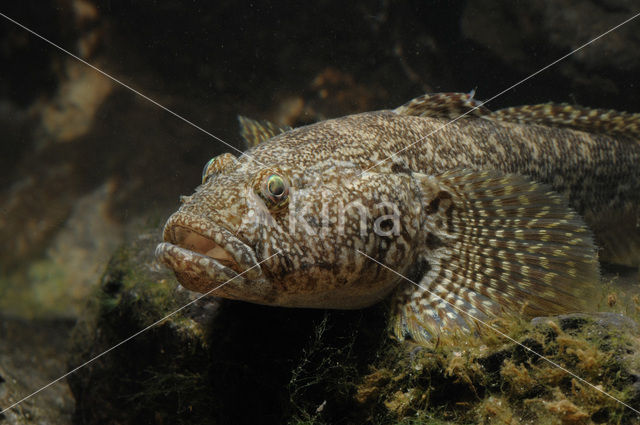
[461,0,640,107]
[0,317,75,424]
[67,231,216,424]
[0,1,107,273]
[357,312,640,424]
[0,183,122,318]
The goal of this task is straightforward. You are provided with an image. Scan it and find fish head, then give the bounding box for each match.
[156,150,423,309]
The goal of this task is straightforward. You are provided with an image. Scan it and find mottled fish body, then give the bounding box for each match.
[156,93,640,343]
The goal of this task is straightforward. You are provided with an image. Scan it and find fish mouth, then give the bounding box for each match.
[155,212,263,293]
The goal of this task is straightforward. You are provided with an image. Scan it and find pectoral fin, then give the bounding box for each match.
[392,170,600,344]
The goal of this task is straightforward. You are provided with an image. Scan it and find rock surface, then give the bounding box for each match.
[0,317,75,424]
[461,0,640,108]
[357,312,640,424]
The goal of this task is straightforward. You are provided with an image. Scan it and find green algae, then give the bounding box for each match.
[354,312,640,425]
[0,260,67,318]
[68,235,213,424]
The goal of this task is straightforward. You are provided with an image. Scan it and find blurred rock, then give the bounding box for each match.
[461,0,640,108]
[0,183,122,318]
[38,60,114,145]
[0,317,75,424]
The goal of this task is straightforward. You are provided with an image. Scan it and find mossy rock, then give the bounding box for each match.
[68,233,640,424]
[0,317,75,424]
[356,313,640,424]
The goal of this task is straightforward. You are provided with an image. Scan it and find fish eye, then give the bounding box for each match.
[267,174,286,198]
[201,153,237,183]
[260,173,290,207]
[202,157,216,183]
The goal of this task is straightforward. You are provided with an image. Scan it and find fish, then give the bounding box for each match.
[155,92,640,344]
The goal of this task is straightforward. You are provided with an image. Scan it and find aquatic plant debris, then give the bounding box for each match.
[157,91,639,346]
[355,312,640,424]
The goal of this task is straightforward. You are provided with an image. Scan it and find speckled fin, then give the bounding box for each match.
[393,92,491,119]
[392,170,601,345]
[238,116,292,148]
[488,103,640,139]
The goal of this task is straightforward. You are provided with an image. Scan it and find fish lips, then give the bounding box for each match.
[155,212,263,293]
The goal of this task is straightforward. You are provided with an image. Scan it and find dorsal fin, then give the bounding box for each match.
[393,91,491,119]
[238,116,292,148]
[488,103,640,139]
